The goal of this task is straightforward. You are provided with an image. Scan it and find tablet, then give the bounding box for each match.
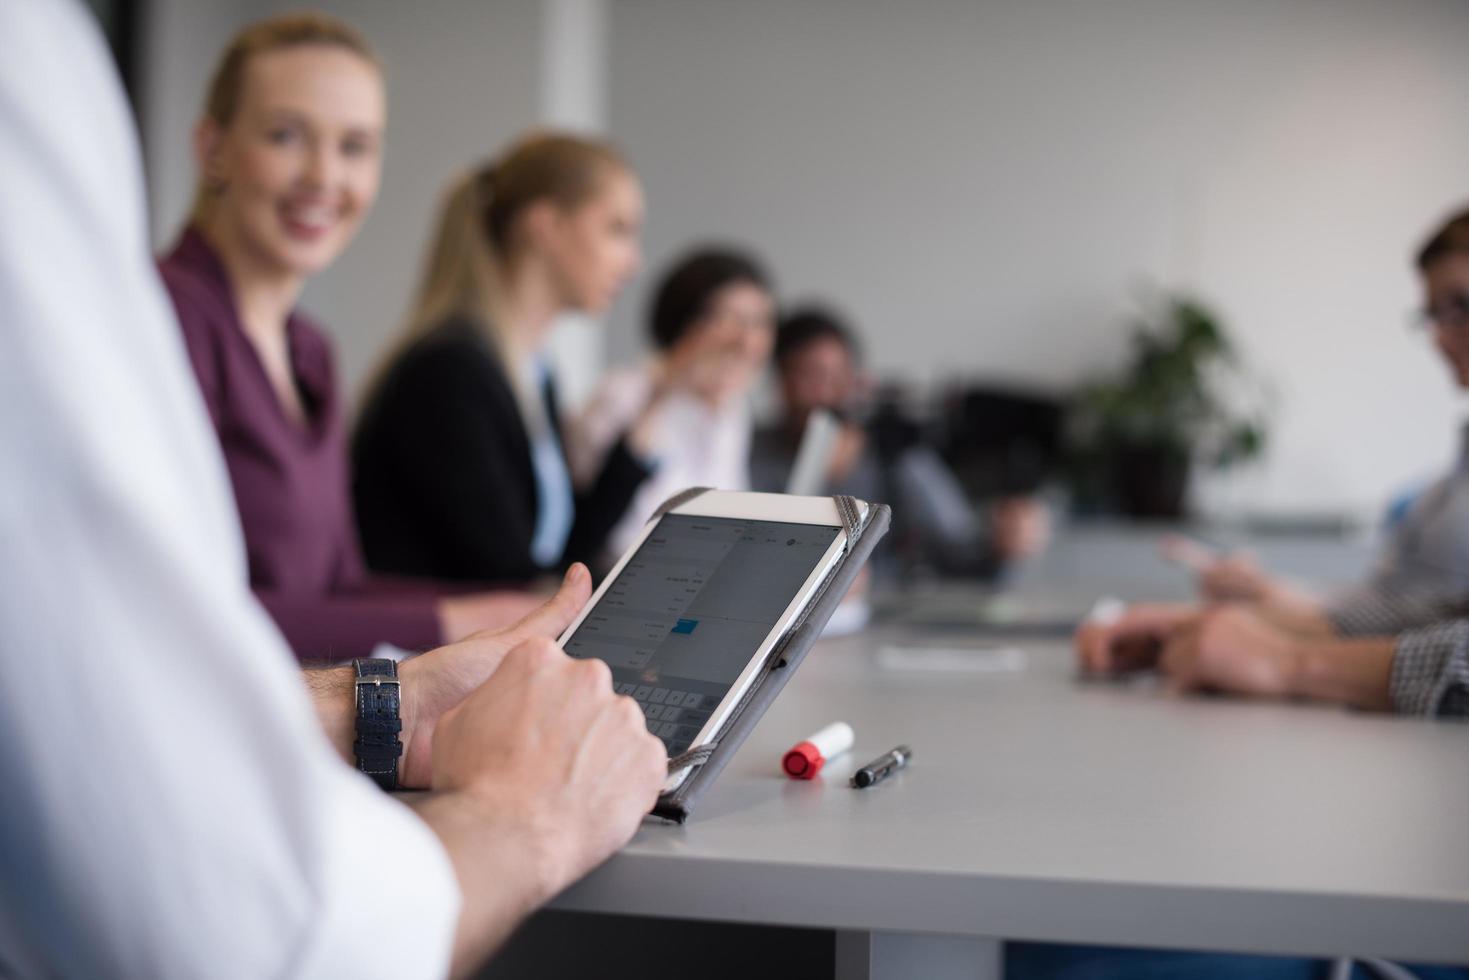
[559,490,865,793]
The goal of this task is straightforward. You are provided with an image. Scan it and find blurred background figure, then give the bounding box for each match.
[750,306,1049,581]
[158,13,542,661]
[565,247,777,563]
[1187,207,1469,631]
[353,132,655,584]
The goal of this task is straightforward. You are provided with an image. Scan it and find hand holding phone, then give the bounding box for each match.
[1159,534,1220,573]
[1160,535,1276,602]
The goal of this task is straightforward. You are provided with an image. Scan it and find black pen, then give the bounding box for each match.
[851,745,911,788]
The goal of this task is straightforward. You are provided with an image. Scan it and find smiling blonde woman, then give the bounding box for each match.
[158,14,542,660]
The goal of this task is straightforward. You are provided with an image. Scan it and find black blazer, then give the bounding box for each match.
[352,317,652,583]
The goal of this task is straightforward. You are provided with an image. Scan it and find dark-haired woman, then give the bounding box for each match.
[565,248,777,561]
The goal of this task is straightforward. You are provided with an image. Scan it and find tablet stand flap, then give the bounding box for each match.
[651,497,890,824]
[647,486,712,521]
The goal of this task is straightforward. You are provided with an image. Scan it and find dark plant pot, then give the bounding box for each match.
[1113,444,1190,519]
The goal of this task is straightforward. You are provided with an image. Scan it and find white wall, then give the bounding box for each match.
[539,0,612,405]
[605,0,1469,518]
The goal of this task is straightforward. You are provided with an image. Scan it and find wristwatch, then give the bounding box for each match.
[352,658,402,791]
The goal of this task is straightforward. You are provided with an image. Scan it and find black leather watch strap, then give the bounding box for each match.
[352,658,402,791]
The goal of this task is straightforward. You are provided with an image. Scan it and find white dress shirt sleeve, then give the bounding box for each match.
[0,3,459,977]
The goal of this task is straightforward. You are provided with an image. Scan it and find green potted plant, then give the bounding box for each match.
[1067,293,1269,519]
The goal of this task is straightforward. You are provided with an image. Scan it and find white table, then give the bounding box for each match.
[548,627,1469,978]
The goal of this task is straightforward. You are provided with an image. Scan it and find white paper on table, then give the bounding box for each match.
[877,644,1028,673]
[822,596,872,637]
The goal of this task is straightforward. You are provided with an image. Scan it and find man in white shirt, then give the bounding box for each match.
[0,3,664,977]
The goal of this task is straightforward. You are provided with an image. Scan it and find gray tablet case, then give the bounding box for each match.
[644,488,891,824]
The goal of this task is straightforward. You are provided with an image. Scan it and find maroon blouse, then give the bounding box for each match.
[158,227,441,660]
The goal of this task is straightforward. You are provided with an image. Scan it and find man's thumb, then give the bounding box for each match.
[510,563,593,642]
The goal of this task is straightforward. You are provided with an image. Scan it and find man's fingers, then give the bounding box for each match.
[1159,627,1201,693]
[1202,566,1244,595]
[509,564,593,642]
[1198,551,1266,601]
[572,654,613,694]
[1076,606,1187,675]
[1075,622,1115,673]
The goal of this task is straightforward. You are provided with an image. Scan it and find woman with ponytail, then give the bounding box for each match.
[158,14,541,660]
[353,132,656,583]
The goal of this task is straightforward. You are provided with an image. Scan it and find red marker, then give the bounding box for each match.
[782,721,855,780]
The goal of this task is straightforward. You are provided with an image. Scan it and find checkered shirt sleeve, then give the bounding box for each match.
[1392,620,1469,717]
[1325,586,1468,637]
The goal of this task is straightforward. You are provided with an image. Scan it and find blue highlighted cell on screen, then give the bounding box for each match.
[672,618,699,635]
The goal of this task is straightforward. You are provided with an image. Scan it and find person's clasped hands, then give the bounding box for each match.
[1075,601,1307,700]
[658,313,767,409]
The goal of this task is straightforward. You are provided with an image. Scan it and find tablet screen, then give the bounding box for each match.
[565,514,841,756]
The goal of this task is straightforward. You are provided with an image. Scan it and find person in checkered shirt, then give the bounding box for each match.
[1076,208,1469,718]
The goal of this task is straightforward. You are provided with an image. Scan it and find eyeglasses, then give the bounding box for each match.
[1411,292,1469,333]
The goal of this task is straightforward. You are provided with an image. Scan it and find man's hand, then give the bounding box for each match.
[407,580,667,978]
[1187,550,1334,637]
[1073,601,1396,712]
[989,496,1050,560]
[429,637,668,900]
[1074,602,1197,676]
[1076,601,1306,698]
[399,564,593,788]
[1158,605,1304,698]
[1197,552,1275,602]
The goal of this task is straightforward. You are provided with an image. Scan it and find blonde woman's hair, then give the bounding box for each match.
[383,131,631,364]
[190,13,379,226]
